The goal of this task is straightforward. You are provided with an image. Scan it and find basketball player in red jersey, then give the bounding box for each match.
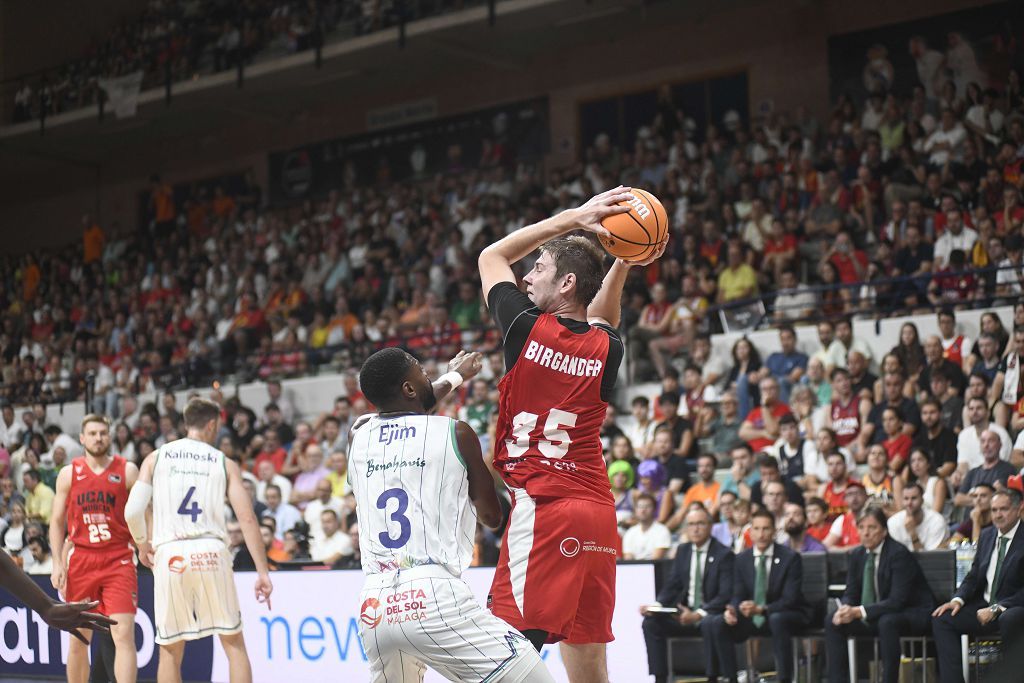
[49,414,140,683]
[479,186,666,682]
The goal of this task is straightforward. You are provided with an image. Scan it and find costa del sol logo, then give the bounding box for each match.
[559,537,581,558]
[360,598,383,629]
[167,556,187,574]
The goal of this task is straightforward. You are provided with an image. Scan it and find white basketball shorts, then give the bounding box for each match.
[358,565,546,682]
[153,538,241,645]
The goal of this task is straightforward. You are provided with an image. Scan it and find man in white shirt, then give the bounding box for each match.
[622,494,671,561]
[260,484,302,541]
[42,426,83,462]
[303,479,345,542]
[888,483,948,550]
[932,489,1024,680]
[923,109,966,166]
[825,318,873,371]
[956,397,1012,471]
[255,459,292,505]
[0,404,23,450]
[310,509,353,565]
[933,209,978,270]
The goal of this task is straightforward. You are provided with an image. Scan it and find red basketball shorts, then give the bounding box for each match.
[65,547,138,616]
[488,488,617,644]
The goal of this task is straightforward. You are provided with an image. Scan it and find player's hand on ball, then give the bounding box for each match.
[573,185,635,238]
[255,573,273,610]
[448,350,483,381]
[619,234,669,268]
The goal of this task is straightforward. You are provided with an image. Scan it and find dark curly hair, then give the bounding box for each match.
[358,347,417,407]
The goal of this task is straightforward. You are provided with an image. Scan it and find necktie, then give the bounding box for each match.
[693,549,704,610]
[862,551,876,605]
[992,536,1009,598]
[754,554,767,628]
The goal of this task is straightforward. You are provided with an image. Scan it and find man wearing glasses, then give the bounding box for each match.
[639,505,734,683]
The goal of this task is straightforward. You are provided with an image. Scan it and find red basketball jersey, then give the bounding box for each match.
[943,335,966,366]
[67,455,133,558]
[830,396,860,447]
[493,313,614,505]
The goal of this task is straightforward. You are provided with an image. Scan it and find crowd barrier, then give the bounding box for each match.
[0,564,655,682]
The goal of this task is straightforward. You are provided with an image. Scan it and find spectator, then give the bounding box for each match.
[918,335,966,398]
[862,444,902,515]
[932,489,1024,680]
[759,325,808,402]
[906,447,948,515]
[622,396,658,460]
[773,413,819,491]
[22,536,52,575]
[994,325,1024,430]
[728,338,763,419]
[260,484,301,540]
[654,393,694,461]
[950,483,994,545]
[640,504,732,683]
[622,493,671,561]
[781,502,825,552]
[721,445,759,499]
[324,450,348,498]
[310,510,354,566]
[677,454,721,522]
[749,455,803,511]
[289,443,329,510]
[823,480,868,550]
[826,368,868,460]
[818,451,853,522]
[21,470,53,525]
[937,309,972,368]
[303,479,345,543]
[887,482,948,551]
[954,430,1018,508]
[956,397,1012,472]
[2,501,26,554]
[255,459,292,505]
[253,428,288,473]
[699,390,745,460]
[716,240,758,304]
[738,376,791,453]
[710,509,810,683]
[825,506,934,683]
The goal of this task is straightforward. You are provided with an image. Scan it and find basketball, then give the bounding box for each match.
[598,188,668,262]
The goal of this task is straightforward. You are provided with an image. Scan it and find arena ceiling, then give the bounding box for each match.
[0,0,750,208]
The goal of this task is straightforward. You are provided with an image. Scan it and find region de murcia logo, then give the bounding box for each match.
[360,598,383,629]
[560,537,581,558]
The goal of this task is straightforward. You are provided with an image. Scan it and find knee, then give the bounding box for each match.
[876,614,900,637]
[999,608,1024,634]
[768,612,789,631]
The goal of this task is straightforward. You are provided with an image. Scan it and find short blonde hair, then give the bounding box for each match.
[80,414,111,432]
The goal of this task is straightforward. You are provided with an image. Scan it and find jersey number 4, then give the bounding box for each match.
[177,486,204,523]
[506,409,578,458]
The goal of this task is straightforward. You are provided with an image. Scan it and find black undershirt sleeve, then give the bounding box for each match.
[486,282,623,402]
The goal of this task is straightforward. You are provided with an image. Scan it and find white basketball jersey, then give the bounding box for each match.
[151,438,228,547]
[348,414,476,577]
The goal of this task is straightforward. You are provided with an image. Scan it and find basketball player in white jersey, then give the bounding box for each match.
[125,398,273,683]
[351,347,554,683]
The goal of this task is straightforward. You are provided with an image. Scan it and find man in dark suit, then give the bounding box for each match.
[641,505,734,683]
[710,508,812,683]
[825,505,935,683]
[932,488,1024,683]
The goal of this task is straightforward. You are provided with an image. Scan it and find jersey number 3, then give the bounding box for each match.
[506,409,578,459]
[376,488,411,549]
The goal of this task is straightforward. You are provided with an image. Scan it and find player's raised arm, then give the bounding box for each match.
[48,465,72,592]
[226,458,273,609]
[587,239,668,328]
[478,186,634,302]
[455,420,501,529]
[431,350,484,405]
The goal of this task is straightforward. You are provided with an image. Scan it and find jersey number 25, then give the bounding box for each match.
[506,409,578,459]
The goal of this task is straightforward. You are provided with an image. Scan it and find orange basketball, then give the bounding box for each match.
[598,188,668,262]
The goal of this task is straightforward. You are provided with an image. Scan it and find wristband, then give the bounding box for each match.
[438,371,464,391]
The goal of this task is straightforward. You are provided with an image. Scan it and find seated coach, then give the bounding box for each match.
[825,506,935,683]
[932,488,1024,683]
[711,508,812,683]
[641,505,734,683]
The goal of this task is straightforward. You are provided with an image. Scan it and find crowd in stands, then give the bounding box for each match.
[10,0,481,123]
[3,17,1024,680]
